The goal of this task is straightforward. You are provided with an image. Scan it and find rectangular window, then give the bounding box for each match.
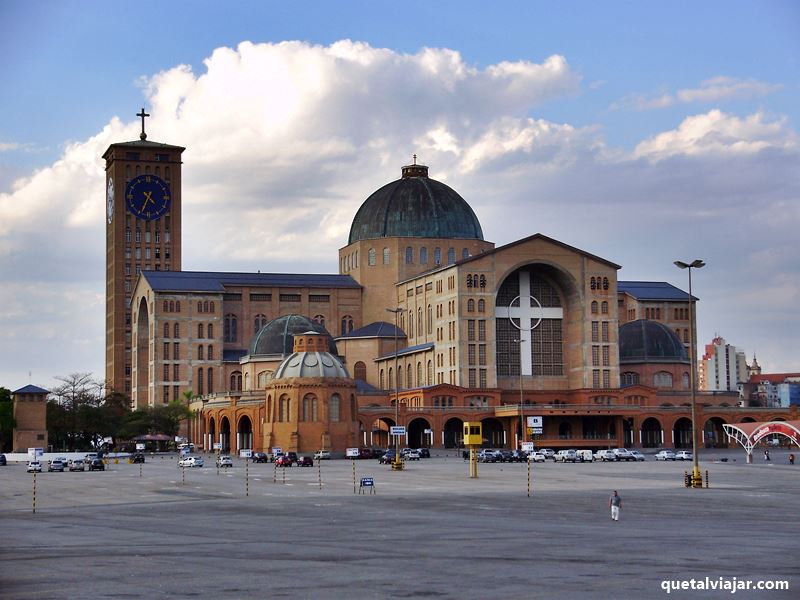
[145,231,151,243]
[250,293,272,301]
[468,369,477,388]
[163,365,170,381]
[602,346,610,366]
[145,248,151,259]
[601,322,609,343]
[173,385,179,401]
[592,345,599,367]
[479,344,486,366]
[591,321,599,343]
[135,248,141,260]
[468,344,476,366]
[155,230,161,243]
[163,342,169,360]
[479,369,487,389]
[308,294,330,303]
[592,369,600,389]
[163,386,169,402]
[603,370,610,388]
[173,342,179,359]
[279,293,301,302]
[125,247,131,259]
[467,320,475,341]
[173,364,179,380]
[125,263,131,276]
[478,320,486,341]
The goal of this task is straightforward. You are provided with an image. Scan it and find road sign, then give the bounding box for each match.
[521,442,535,452]
[346,447,360,458]
[136,443,146,450]
[390,426,406,436]
[239,449,252,458]
[213,442,222,450]
[271,447,282,455]
[527,416,543,428]
[527,427,543,435]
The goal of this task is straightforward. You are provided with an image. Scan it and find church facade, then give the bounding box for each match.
[106,122,796,456]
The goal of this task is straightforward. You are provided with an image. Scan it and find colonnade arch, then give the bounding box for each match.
[237,415,253,451]
[641,417,662,448]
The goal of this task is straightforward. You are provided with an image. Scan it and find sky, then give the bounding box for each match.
[1,0,799,391]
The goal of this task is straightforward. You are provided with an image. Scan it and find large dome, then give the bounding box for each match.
[348,163,484,244]
[619,319,690,364]
[249,315,339,357]
[273,349,350,380]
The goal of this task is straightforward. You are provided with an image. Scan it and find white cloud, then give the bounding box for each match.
[614,76,781,111]
[0,40,798,388]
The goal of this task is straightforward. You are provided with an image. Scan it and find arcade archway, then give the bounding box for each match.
[443,418,463,448]
[237,415,253,452]
[220,417,231,452]
[370,418,393,448]
[408,417,432,448]
[481,417,504,447]
[673,417,692,449]
[641,417,662,448]
[704,417,728,448]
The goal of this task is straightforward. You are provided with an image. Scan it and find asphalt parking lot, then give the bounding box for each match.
[1,450,797,599]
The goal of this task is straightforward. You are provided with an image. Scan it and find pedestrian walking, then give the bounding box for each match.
[609,490,622,521]
[789,453,795,466]
[764,450,771,462]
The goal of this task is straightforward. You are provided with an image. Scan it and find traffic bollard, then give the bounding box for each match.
[32,471,37,514]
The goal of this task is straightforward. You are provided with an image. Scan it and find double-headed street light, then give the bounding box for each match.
[674,259,705,488]
[386,307,403,471]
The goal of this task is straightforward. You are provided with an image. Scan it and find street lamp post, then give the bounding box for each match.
[386,308,403,471]
[674,259,705,488]
[513,338,525,448]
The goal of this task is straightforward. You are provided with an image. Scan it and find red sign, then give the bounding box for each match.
[752,423,799,444]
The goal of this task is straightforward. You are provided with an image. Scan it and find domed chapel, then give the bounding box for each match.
[106,125,775,455]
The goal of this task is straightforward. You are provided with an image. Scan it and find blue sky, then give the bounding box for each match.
[1,0,799,390]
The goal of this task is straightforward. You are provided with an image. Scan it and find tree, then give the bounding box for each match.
[0,387,15,452]
[49,373,103,450]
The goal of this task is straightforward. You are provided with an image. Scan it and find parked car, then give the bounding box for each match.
[275,455,293,467]
[297,456,314,467]
[251,452,270,463]
[655,450,676,461]
[313,450,331,460]
[629,450,646,461]
[379,450,396,464]
[84,453,99,464]
[285,452,298,465]
[528,451,546,463]
[511,450,528,462]
[68,459,85,471]
[27,460,42,473]
[359,448,373,459]
[594,449,617,462]
[498,450,515,462]
[575,450,594,462]
[48,459,65,472]
[612,448,636,462]
[0,454,7,466]
[554,450,578,463]
[675,450,693,461]
[406,450,421,461]
[178,456,204,468]
[216,455,233,468]
[88,458,105,471]
[417,448,431,458]
[540,449,556,460]
[478,449,499,463]
[131,453,145,464]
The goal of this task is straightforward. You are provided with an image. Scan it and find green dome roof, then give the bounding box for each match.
[348,163,484,244]
[619,319,690,364]
[249,315,338,357]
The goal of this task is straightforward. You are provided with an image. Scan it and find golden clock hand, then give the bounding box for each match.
[141,191,153,209]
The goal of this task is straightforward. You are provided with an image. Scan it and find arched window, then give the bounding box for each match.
[302,394,318,421]
[173,323,179,338]
[417,308,423,335]
[278,395,290,422]
[478,299,485,312]
[313,314,325,327]
[467,299,475,312]
[380,369,385,389]
[427,360,433,386]
[682,372,690,389]
[601,301,609,314]
[395,366,400,389]
[621,372,639,387]
[203,300,209,313]
[207,324,213,338]
[207,345,213,360]
[368,248,376,266]
[244,372,249,391]
[427,305,433,332]
[209,301,214,313]
[434,247,442,265]
[175,301,180,312]
[197,368,204,395]
[408,310,414,337]
[198,345,204,360]
[257,371,269,388]
[197,301,203,313]
[654,371,673,388]
[207,368,213,394]
[224,314,238,342]
[198,323,204,338]
[254,314,268,334]
[591,301,598,314]
[462,248,469,260]
[330,394,341,422]
[354,361,367,381]
[420,247,428,264]
[230,371,242,392]
[405,246,413,264]
[406,363,413,388]
[163,323,170,338]
[447,247,456,264]
[163,300,169,312]
[383,247,390,265]
[341,315,354,335]
[417,362,423,386]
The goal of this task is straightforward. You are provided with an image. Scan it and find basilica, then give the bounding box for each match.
[105,126,795,456]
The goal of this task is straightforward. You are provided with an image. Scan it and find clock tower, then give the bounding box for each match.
[103,109,185,396]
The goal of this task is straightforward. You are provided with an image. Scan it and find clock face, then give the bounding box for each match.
[125,174,171,221]
[106,177,114,224]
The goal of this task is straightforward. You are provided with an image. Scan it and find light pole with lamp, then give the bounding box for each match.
[674,259,705,488]
[386,308,404,471]
[513,338,526,448]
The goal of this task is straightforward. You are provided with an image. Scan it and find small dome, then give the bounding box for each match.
[249,314,338,357]
[619,320,690,364]
[348,163,484,243]
[273,351,350,380]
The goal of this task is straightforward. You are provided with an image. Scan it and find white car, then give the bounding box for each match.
[675,450,693,461]
[629,450,645,461]
[594,450,617,462]
[313,450,331,460]
[655,450,676,461]
[528,451,546,463]
[216,455,233,468]
[554,450,578,463]
[612,448,636,461]
[27,460,42,473]
[179,456,204,468]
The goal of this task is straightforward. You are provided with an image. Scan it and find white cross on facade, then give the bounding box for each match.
[495,270,564,376]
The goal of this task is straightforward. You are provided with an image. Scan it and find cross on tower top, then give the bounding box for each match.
[413,153,417,165]
[137,108,150,140]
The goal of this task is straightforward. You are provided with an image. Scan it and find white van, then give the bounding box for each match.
[575,449,593,462]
